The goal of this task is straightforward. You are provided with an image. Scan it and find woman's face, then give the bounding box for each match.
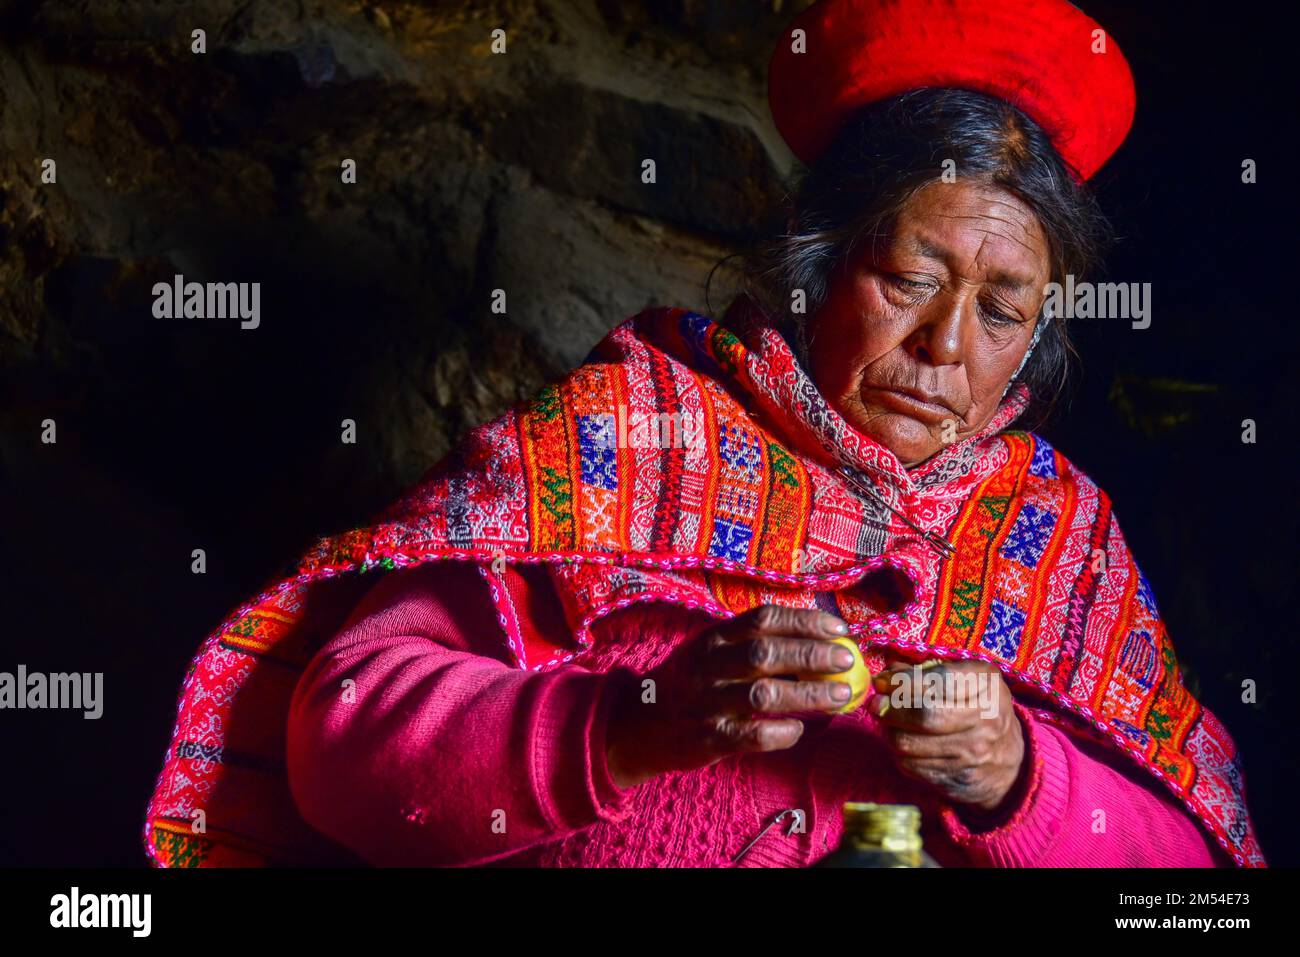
[806,179,1052,467]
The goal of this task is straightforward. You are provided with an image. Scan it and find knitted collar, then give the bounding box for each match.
[717,292,1031,514]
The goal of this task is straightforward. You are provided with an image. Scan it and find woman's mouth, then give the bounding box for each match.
[861,385,956,424]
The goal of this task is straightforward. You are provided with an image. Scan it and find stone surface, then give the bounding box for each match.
[1,0,809,503]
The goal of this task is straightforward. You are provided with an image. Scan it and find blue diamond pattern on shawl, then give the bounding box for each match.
[1000,502,1057,568]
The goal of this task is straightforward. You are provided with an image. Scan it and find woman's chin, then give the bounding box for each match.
[849,411,939,466]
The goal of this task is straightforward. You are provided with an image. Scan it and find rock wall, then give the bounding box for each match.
[1,0,808,522]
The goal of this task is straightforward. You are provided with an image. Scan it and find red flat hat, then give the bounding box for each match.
[768,0,1136,181]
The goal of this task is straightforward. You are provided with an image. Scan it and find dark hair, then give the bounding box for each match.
[712,87,1112,428]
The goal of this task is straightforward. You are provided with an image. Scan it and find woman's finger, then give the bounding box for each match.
[715,604,848,645]
[869,661,993,731]
[704,716,805,756]
[885,726,967,759]
[710,675,853,715]
[705,634,856,682]
[869,692,974,733]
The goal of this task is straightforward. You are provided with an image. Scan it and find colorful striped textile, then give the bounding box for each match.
[143,305,1264,867]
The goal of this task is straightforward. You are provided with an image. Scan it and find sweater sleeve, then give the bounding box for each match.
[937,702,1230,867]
[285,560,641,866]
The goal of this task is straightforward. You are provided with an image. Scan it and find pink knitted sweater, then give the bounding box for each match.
[285,560,1229,867]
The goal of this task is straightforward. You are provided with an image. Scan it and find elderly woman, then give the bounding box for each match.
[144,0,1263,867]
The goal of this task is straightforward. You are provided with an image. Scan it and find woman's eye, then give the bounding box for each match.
[890,275,931,293]
[978,301,1021,326]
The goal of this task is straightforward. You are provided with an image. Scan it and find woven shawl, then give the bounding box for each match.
[143,305,1264,867]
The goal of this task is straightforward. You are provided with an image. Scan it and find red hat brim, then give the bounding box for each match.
[768,0,1136,182]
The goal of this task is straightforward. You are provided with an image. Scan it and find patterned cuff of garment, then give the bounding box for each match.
[586,667,644,821]
[938,700,1070,866]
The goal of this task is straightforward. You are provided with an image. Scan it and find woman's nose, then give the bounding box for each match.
[906,297,967,366]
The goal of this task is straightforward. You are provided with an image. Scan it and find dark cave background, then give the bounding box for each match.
[1,0,1296,865]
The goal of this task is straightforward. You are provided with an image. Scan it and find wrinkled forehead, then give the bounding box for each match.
[881,181,1051,288]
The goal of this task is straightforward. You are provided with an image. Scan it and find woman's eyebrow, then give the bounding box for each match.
[908,235,1035,291]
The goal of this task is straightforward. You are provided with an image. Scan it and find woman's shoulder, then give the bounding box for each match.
[1001,430,1150,568]
[1000,429,1104,496]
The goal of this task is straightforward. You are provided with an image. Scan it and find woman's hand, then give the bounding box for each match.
[604,605,857,790]
[868,656,1026,814]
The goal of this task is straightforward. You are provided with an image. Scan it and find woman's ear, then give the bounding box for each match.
[1004,315,1048,396]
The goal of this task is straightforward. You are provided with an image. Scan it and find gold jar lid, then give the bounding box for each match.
[842,802,922,852]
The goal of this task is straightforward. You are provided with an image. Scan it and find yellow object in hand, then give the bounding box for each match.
[806,635,873,714]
